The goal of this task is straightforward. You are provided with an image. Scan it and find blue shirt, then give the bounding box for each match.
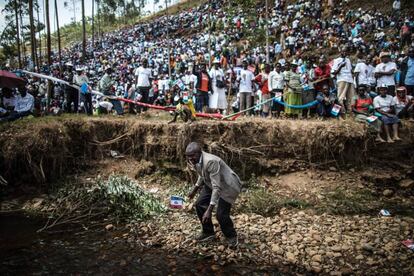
[406,58,414,86]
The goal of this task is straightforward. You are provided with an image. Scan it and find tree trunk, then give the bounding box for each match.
[19,0,27,66]
[92,0,95,47]
[97,0,101,41]
[36,0,42,67]
[14,0,22,68]
[55,0,62,75]
[45,0,51,66]
[81,0,86,62]
[29,0,37,70]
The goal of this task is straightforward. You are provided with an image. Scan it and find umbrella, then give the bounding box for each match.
[0,70,26,89]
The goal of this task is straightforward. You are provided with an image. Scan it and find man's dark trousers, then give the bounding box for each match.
[195,185,237,238]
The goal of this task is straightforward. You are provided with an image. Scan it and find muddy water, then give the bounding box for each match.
[0,212,288,275]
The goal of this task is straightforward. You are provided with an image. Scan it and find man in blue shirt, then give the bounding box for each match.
[0,87,34,122]
[400,48,414,96]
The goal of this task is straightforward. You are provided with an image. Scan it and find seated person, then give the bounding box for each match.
[0,87,34,122]
[1,87,17,114]
[393,86,414,120]
[352,85,384,142]
[316,84,338,118]
[373,84,401,143]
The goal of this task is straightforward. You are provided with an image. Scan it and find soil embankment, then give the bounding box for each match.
[1,116,413,189]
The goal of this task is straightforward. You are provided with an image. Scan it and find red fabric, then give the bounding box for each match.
[0,70,26,89]
[254,74,269,94]
[353,97,373,112]
[314,65,331,91]
[200,73,209,92]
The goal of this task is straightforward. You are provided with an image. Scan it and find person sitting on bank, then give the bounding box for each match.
[373,84,401,143]
[0,86,34,122]
[352,85,384,142]
[393,86,414,120]
[316,84,338,118]
[186,142,242,248]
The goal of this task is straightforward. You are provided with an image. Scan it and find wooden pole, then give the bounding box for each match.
[14,0,22,68]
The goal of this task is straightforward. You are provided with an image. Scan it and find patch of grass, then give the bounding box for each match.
[241,187,312,217]
[316,187,375,215]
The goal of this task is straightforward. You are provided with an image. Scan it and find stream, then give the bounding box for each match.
[0,212,288,275]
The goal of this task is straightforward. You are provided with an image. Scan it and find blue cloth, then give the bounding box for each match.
[405,58,414,86]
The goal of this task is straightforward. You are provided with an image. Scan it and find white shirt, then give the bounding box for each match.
[393,95,413,114]
[331,57,354,83]
[209,68,225,84]
[268,70,285,90]
[373,95,395,113]
[3,96,17,109]
[368,64,376,86]
[135,66,152,87]
[182,74,197,87]
[374,62,397,87]
[354,61,370,86]
[14,93,34,113]
[238,69,255,93]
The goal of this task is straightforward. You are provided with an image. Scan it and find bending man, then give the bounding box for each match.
[186,142,242,247]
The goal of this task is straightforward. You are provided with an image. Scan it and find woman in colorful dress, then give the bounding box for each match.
[283,62,303,118]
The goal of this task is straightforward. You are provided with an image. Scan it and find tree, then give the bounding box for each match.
[55,0,62,72]
[45,0,51,66]
[14,0,22,68]
[28,0,38,70]
[81,0,86,62]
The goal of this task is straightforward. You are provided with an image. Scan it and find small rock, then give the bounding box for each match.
[383,189,394,197]
[329,167,337,172]
[362,243,374,253]
[211,264,220,272]
[105,224,114,231]
[399,179,414,189]
[312,255,322,263]
[218,245,225,252]
[271,244,281,253]
[355,254,364,260]
[286,252,296,263]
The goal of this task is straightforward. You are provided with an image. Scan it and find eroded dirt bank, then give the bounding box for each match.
[1,116,414,274]
[1,116,413,189]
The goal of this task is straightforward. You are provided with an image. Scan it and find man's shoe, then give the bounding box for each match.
[195,232,215,242]
[227,236,239,248]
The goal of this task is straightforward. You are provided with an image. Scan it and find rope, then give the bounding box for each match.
[222,95,319,120]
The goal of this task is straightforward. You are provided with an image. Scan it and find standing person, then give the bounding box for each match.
[331,47,355,116]
[374,52,397,96]
[186,142,242,247]
[314,56,332,93]
[373,84,401,143]
[400,47,414,96]
[254,64,271,117]
[99,66,123,116]
[284,62,303,118]
[73,67,92,115]
[194,63,211,112]
[209,59,228,113]
[135,58,152,113]
[354,54,371,88]
[64,63,78,113]
[237,60,255,114]
[400,21,412,48]
[268,63,285,118]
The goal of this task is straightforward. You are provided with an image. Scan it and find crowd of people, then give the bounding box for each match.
[1,0,414,142]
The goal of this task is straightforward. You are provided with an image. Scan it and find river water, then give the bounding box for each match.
[0,212,288,275]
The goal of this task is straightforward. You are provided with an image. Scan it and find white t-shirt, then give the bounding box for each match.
[368,64,376,86]
[374,62,397,87]
[268,70,285,90]
[238,69,255,93]
[393,95,413,114]
[373,95,395,113]
[354,62,370,86]
[135,66,152,87]
[331,57,354,83]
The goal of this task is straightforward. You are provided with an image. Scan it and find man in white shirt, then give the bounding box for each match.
[73,67,92,115]
[135,58,152,113]
[0,87,34,122]
[237,60,255,113]
[374,52,397,96]
[354,54,370,88]
[331,47,355,115]
[268,63,285,117]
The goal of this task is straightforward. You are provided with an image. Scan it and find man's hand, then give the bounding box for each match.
[202,208,212,224]
[188,186,199,200]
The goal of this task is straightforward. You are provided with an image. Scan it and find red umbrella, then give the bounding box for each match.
[0,70,26,89]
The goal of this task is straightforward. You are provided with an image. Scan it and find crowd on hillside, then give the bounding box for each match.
[1,0,414,142]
